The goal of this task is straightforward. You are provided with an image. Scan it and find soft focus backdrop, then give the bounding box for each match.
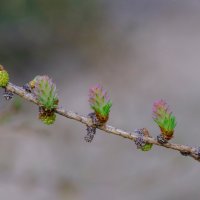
[0,0,200,199]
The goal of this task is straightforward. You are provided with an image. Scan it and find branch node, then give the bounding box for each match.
[134,129,153,151]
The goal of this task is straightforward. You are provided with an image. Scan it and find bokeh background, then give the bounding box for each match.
[0,0,200,199]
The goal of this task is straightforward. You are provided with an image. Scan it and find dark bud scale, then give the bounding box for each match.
[88,112,104,126]
[135,136,145,149]
[23,83,32,93]
[3,88,14,100]
[134,129,146,149]
[85,125,96,142]
[84,112,101,143]
[180,151,191,156]
[195,147,200,158]
[157,134,168,144]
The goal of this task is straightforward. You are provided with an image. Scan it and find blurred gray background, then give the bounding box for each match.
[0,0,200,199]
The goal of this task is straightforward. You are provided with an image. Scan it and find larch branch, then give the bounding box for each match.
[5,82,200,163]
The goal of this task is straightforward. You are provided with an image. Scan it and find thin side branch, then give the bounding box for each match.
[5,82,200,162]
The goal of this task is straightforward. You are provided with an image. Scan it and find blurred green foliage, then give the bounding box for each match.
[0,0,105,70]
[0,0,102,26]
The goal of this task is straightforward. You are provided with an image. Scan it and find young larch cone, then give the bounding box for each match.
[33,75,58,125]
[152,99,176,140]
[89,84,112,124]
[0,65,9,87]
[33,75,58,111]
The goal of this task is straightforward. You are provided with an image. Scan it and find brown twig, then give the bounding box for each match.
[5,82,200,162]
